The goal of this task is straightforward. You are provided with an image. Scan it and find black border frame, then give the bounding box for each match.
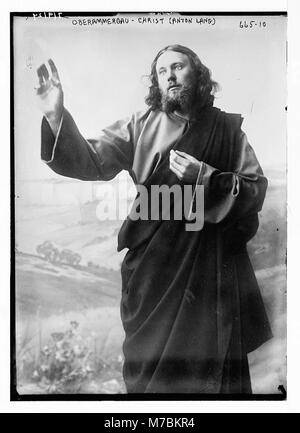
[10,10,287,402]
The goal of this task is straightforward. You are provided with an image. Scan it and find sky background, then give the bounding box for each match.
[14,13,287,181]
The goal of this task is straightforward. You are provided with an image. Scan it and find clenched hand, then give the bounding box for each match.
[169,150,202,183]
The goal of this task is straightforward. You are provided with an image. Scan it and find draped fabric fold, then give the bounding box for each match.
[118,106,271,393]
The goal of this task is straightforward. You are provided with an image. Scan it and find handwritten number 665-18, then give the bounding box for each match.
[239,21,267,29]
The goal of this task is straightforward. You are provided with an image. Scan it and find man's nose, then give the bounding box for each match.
[167,69,176,82]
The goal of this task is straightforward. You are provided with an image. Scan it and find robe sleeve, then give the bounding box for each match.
[197,131,267,227]
[41,108,135,181]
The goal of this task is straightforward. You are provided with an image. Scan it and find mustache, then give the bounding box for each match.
[163,82,196,95]
[167,83,181,90]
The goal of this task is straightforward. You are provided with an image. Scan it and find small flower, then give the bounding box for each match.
[40,364,49,372]
[56,340,63,349]
[51,332,64,342]
[32,370,39,379]
[48,383,58,393]
[41,345,51,356]
[55,352,66,362]
[73,345,81,356]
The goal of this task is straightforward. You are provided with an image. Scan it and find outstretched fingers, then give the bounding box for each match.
[37,64,49,82]
[36,64,50,94]
[48,58,61,86]
[35,59,61,95]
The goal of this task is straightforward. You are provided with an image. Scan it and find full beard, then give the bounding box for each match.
[161,83,197,115]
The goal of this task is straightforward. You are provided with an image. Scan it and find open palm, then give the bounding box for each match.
[36,59,63,120]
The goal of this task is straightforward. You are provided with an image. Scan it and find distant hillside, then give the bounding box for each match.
[16,253,121,320]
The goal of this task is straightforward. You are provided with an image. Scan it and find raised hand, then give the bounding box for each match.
[35,59,64,133]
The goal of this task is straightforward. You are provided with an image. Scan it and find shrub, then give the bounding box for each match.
[32,321,94,393]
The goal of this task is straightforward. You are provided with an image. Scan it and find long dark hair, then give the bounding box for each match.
[145,44,219,113]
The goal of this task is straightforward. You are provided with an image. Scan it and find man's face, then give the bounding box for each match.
[155,50,196,114]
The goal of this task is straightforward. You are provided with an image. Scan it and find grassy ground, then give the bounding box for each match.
[15,253,126,394]
[15,252,286,395]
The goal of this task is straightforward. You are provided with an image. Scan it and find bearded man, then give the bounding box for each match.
[37,44,272,394]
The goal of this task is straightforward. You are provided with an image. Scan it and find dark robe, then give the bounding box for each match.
[41,105,272,394]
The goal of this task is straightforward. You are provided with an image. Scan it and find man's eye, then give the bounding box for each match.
[159,70,166,75]
[175,64,183,70]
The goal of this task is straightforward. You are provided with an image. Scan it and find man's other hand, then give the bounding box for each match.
[169,150,202,183]
[35,59,64,135]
